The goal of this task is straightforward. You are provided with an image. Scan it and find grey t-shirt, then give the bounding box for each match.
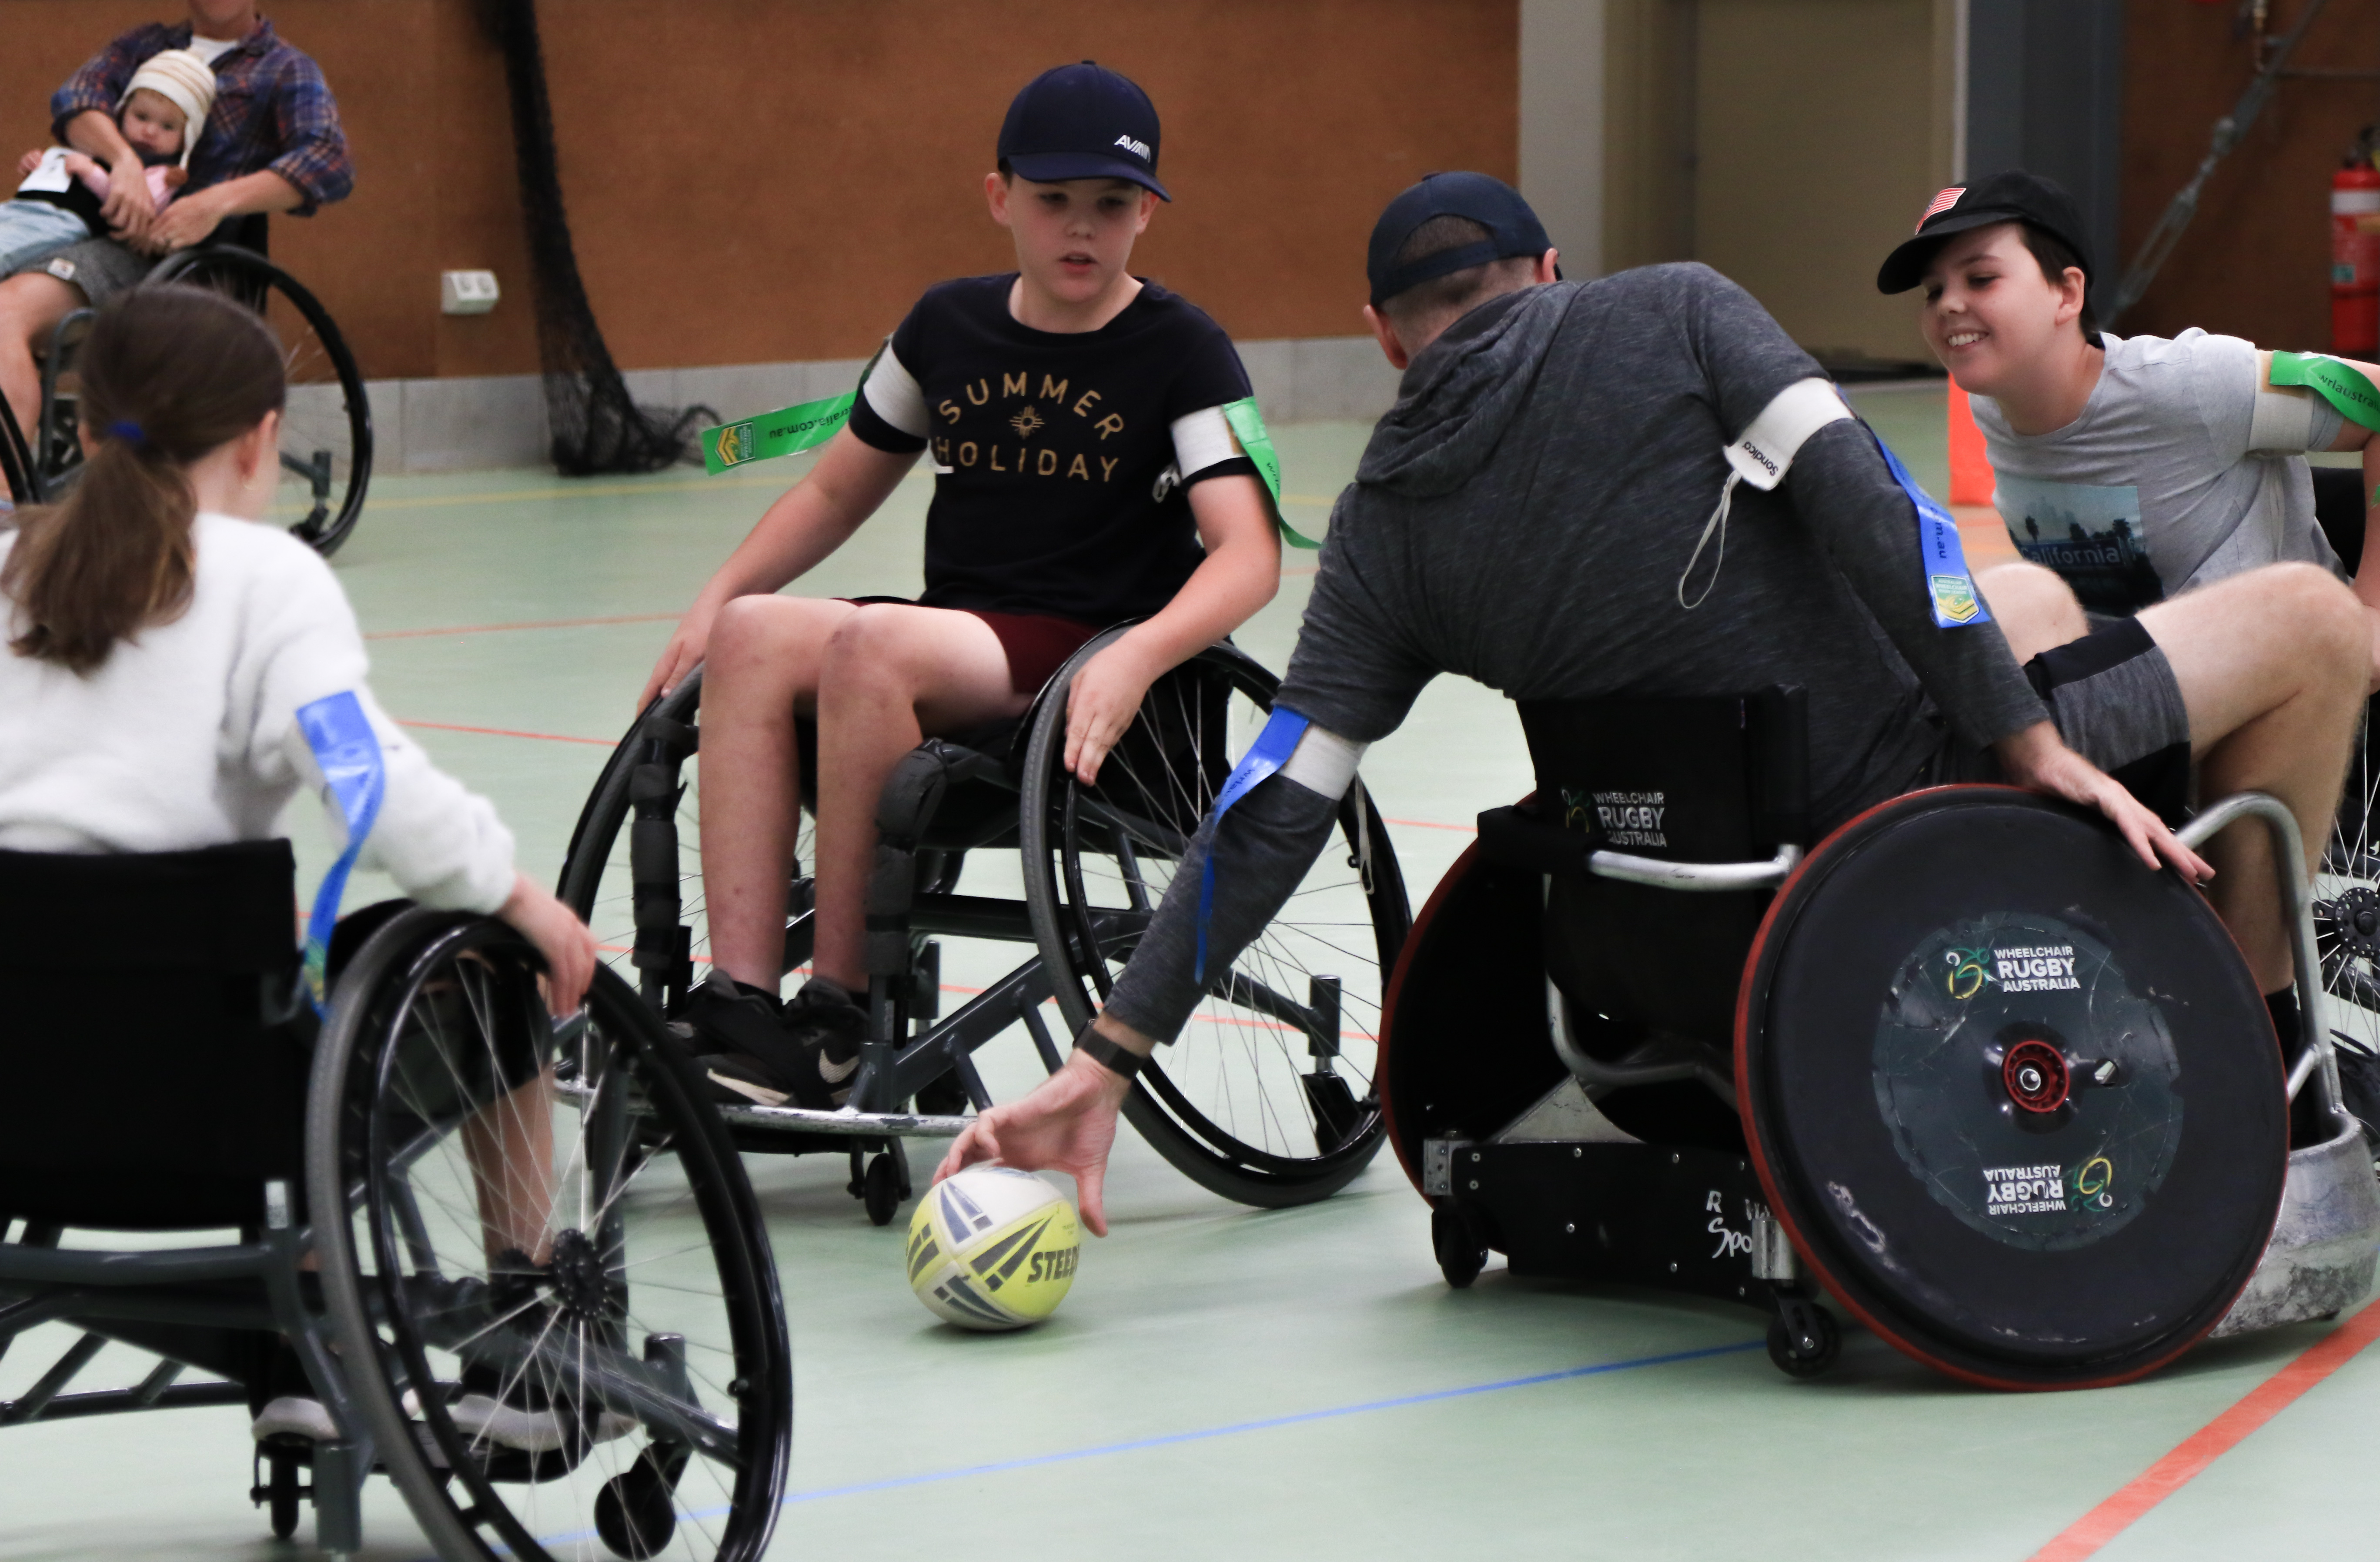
[1274,264,2047,833]
[1972,329,2343,616]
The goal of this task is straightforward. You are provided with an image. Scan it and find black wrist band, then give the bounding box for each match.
[1073,1028,1143,1080]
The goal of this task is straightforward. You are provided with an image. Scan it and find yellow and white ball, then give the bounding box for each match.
[906,1167,1080,1330]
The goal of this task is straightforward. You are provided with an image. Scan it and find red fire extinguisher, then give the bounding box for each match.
[2333,161,2380,354]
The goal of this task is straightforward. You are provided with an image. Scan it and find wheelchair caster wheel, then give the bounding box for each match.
[594,1458,679,1559]
[1766,1305,1840,1378]
[1432,1206,1488,1288]
[862,1152,904,1226]
[265,1452,302,1540]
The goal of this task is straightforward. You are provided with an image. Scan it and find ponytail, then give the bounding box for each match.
[3,284,286,675]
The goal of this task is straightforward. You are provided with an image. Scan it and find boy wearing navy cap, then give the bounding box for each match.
[939,173,2368,1234]
[644,62,1277,1108]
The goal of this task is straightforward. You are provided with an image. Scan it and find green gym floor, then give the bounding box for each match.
[6,385,2376,1561]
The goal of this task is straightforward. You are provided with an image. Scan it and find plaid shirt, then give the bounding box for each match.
[50,18,352,216]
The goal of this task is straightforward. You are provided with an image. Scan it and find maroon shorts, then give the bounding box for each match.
[839,597,1102,695]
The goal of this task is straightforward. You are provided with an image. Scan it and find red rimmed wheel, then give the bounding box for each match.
[1736,786,2286,1389]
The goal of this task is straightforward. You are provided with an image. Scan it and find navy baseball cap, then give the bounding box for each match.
[1367,172,1556,307]
[998,61,1169,201]
[1876,170,2093,294]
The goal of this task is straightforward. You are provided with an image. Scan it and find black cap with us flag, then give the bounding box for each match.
[1875,169,2094,294]
[997,61,1169,201]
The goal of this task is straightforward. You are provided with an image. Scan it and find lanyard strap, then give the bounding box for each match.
[1866,425,1992,629]
[1220,397,1322,550]
[298,691,386,1016]
[2269,349,2380,431]
[1195,706,1312,983]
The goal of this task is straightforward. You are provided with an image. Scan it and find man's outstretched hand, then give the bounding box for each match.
[1992,720,2211,883]
[934,1049,1131,1236]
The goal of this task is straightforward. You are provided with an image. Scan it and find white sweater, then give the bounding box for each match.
[0,512,515,913]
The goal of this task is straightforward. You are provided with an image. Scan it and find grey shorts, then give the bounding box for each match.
[1930,615,2194,824]
[6,235,149,307]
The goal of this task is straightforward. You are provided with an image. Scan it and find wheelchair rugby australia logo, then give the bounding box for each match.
[1944,942,2082,999]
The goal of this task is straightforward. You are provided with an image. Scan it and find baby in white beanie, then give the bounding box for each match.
[3,49,217,261]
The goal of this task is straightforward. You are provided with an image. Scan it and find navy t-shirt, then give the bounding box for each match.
[847,274,1257,625]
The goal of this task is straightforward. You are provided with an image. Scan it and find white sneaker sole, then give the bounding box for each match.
[406,1388,635,1453]
[251,1395,338,1442]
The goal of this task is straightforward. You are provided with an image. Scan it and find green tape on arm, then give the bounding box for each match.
[2270,350,2380,432]
[700,390,859,475]
[1220,397,1321,549]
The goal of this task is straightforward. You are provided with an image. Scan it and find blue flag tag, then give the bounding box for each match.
[1195,706,1312,983]
[1865,428,1990,629]
[297,691,386,1015]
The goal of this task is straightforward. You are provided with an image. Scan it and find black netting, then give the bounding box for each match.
[486,0,713,475]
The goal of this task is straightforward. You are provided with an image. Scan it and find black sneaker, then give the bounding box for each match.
[702,977,866,1110]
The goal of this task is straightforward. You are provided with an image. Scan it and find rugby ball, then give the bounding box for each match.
[906,1167,1080,1330]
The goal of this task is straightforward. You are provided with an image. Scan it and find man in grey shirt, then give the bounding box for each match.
[940,174,2368,1233]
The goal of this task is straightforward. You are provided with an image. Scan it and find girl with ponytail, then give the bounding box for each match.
[0,284,598,1450]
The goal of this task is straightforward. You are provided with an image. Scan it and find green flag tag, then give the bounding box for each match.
[2270,350,2380,432]
[700,390,858,475]
[1220,397,1321,549]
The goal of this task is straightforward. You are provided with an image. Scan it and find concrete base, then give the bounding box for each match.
[363,336,1401,475]
[2209,1116,2380,1338]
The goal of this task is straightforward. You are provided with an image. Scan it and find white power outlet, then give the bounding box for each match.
[440,269,500,315]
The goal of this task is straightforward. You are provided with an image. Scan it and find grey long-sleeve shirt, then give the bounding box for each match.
[1105,264,2049,1041]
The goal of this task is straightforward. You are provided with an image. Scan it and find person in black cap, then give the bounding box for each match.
[1878,171,2380,640]
[639,61,1278,1109]
[1879,172,2380,1054]
[937,171,2367,1231]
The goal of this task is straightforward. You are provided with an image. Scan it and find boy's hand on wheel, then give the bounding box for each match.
[1065,637,1163,785]
[935,1051,1130,1236]
[1992,721,2211,883]
[497,871,599,1017]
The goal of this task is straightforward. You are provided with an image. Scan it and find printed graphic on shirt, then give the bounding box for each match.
[1872,910,2183,1252]
[1993,474,2164,615]
[927,368,1134,486]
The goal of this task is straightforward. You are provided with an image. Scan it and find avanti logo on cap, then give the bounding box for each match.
[1113,134,1151,161]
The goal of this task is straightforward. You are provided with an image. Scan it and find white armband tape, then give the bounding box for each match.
[1170,405,1238,478]
[2249,379,2320,453]
[1726,377,1854,490]
[1278,723,1366,799]
[860,346,927,440]
[1681,378,1854,609]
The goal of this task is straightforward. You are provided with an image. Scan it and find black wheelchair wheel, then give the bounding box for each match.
[1740,787,2286,1389]
[1019,629,1412,1207]
[2318,694,2380,1141]
[147,246,373,555]
[307,910,791,1561]
[558,672,819,1015]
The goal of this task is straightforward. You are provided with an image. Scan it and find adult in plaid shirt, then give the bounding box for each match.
[0,0,350,435]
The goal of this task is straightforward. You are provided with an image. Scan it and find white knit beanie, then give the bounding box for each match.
[120,49,218,169]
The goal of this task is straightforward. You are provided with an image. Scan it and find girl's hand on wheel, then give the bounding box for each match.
[497,872,598,1017]
[1064,637,1164,785]
[640,606,716,711]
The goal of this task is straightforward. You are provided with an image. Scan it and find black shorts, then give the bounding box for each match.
[1924,616,2193,826]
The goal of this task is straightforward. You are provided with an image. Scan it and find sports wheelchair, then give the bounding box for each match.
[0,844,791,1559]
[0,216,372,554]
[559,625,1411,1224]
[1381,690,2380,1388]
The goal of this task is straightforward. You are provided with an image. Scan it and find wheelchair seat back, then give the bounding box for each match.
[0,841,310,1229]
[1508,688,1807,1050]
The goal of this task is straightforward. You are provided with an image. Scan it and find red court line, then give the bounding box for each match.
[1385,816,1474,833]
[367,612,678,641]
[2027,1300,2380,1560]
[398,719,613,747]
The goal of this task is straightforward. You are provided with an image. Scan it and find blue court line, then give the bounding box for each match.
[784,1337,1765,1505]
[421,1338,1765,1557]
